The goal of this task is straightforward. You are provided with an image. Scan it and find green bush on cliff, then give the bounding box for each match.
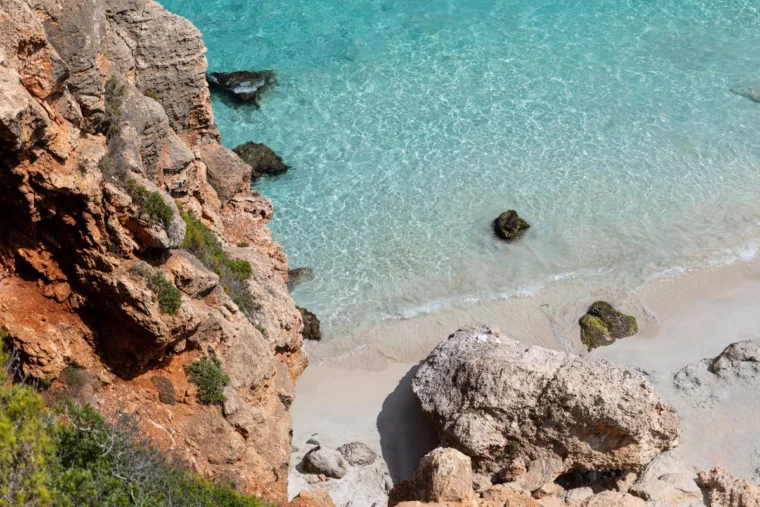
[184,357,229,405]
[146,271,183,315]
[0,348,55,506]
[125,179,174,228]
[0,349,267,506]
[129,264,183,315]
[180,210,258,317]
[104,75,125,137]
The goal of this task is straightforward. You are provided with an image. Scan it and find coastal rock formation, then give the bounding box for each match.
[234,141,290,179]
[579,301,638,351]
[697,468,760,506]
[412,324,680,477]
[207,70,277,106]
[381,331,760,507]
[299,306,322,341]
[674,340,760,397]
[493,210,530,241]
[0,0,304,502]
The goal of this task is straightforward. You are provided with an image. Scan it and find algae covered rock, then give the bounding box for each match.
[580,301,638,351]
[234,141,289,179]
[493,210,530,241]
[207,70,276,106]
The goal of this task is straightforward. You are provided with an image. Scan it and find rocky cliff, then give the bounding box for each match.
[0,0,305,503]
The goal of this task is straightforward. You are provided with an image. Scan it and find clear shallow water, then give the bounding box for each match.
[162,0,760,337]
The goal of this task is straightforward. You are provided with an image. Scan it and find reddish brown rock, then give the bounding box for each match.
[0,0,305,503]
[290,490,336,507]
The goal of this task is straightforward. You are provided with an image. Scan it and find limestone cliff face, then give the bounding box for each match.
[0,0,305,503]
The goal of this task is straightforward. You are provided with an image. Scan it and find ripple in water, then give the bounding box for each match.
[161,0,760,338]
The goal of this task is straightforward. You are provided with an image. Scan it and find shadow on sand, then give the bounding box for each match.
[376,364,439,483]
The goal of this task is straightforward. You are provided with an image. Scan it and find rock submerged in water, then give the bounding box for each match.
[579,301,638,351]
[288,267,315,290]
[731,88,760,104]
[206,70,276,106]
[233,141,289,179]
[299,306,322,341]
[493,209,530,241]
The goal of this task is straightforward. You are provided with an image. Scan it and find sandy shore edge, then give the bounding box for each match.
[289,255,760,501]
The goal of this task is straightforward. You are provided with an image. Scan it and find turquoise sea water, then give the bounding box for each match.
[162,0,760,338]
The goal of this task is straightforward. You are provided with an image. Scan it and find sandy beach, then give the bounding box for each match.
[289,255,760,502]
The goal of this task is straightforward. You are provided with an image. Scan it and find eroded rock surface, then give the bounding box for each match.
[0,0,305,502]
[412,324,680,476]
[697,468,760,507]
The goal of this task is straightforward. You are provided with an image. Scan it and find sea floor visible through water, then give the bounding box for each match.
[161,0,760,348]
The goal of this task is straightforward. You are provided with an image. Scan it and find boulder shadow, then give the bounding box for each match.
[376,364,439,484]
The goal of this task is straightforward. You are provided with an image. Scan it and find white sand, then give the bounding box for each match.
[289,257,760,503]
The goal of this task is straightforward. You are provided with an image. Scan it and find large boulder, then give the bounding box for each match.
[493,210,530,241]
[412,324,680,477]
[579,301,638,351]
[234,141,289,179]
[207,70,276,106]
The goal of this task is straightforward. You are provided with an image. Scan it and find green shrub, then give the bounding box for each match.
[184,357,229,405]
[0,352,268,506]
[104,76,124,137]
[237,242,250,248]
[126,179,174,227]
[146,271,182,314]
[54,403,266,506]
[143,89,160,102]
[181,210,259,317]
[0,351,55,506]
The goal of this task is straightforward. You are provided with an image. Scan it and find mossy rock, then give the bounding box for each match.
[493,210,530,241]
[233,141,289,179]
[579,301,638,351]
